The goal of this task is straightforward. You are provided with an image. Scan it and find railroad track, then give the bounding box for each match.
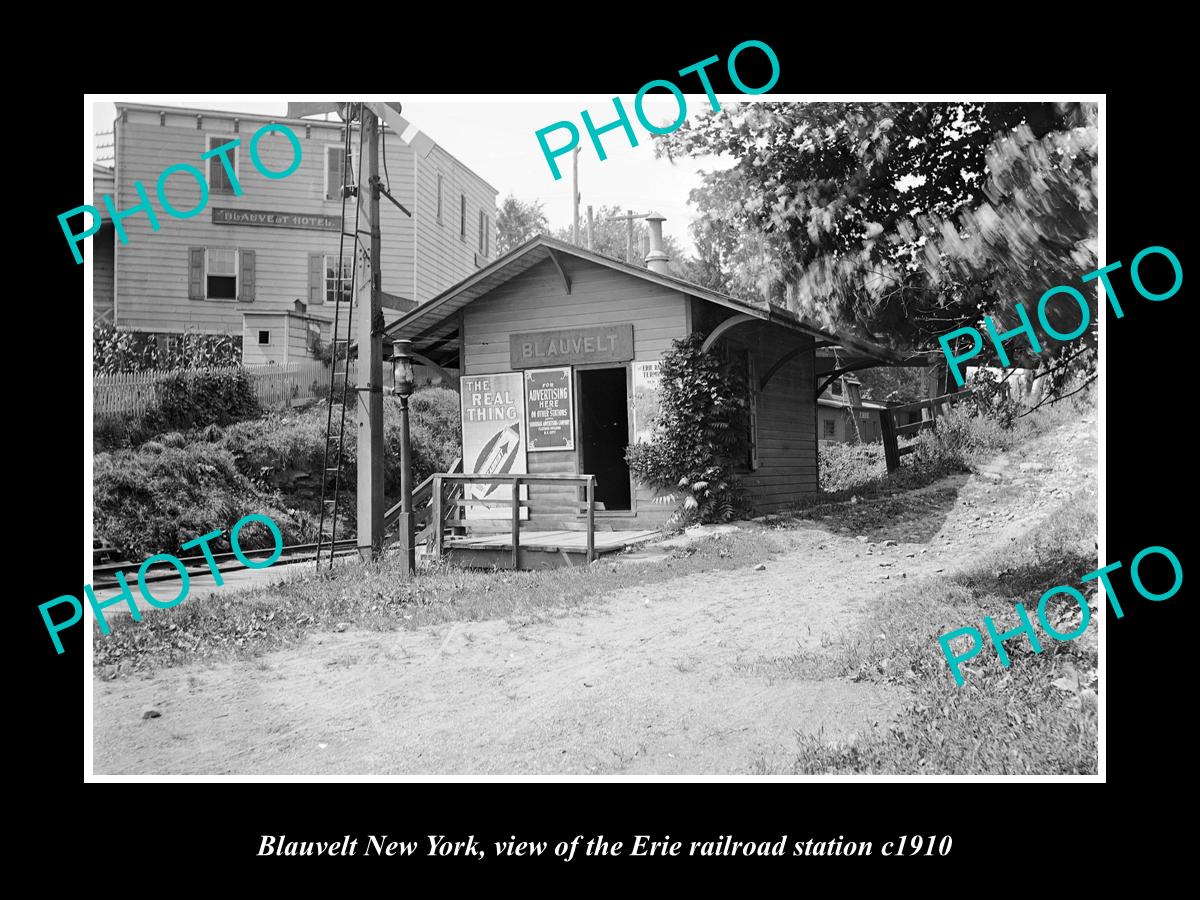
[91,538,359,589]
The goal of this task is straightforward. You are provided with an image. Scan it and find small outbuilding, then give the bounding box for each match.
[384,233,900,560]
[817,374,890,444]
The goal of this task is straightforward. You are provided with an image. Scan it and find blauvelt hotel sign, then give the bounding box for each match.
[212,208,340,231]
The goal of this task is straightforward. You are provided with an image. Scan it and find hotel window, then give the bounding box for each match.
[831,379,843,396]
[479,211,488,255]
[205,249,238,300]
[325,254,354,305]
[258,330,271,345]
[436,173,443,224]
[460,194,467,239]
[823,418,837,438]
[206,135,239,195]
[325,144,358,201]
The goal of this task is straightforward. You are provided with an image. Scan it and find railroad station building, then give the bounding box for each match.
[93,103,498,365]
[385,230,900,541]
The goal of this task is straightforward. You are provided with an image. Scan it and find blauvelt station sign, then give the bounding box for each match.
[212,208,341,231]
[510,324,635,369]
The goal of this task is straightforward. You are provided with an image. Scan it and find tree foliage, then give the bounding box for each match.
[855,366,929,404]
[657,102,1098,387]
[496,194,550,254]
[625,333,750,524]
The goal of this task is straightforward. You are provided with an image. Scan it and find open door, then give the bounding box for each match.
[576,367,632,511]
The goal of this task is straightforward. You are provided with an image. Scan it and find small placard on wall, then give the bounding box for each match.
[525,366,574,452]
[632,360,663,445]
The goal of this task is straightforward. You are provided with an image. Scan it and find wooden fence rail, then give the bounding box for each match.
[93,360,352,419]
[431,473,597,567]
[879,390,973,472]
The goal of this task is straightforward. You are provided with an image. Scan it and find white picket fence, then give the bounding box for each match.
[93,360,358,419]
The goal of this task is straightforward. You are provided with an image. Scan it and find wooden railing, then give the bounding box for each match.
[879,390,973,471]
[431,473,597,566]
[384,458,462,544]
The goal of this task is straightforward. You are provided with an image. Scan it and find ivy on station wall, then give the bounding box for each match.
[626,332,752,525]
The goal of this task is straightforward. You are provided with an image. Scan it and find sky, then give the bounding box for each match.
[92,97,733,256]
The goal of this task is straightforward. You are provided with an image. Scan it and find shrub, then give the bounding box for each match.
[391,388,462,484]
[820,442,887,492]
[93,444,310,559]
[911,408,1016,473]
[150,368,259,432]
[94,368,260,449]
[93,320,242,374]
[966,367,1021,428]
[94,412,142,451]
[217,387,462,509]
[625,333,751,524]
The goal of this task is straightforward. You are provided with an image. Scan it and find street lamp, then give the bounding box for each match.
[392,339,416,576]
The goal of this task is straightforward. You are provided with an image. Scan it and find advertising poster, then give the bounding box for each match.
[459,372,527,520]
[525,367,574,451]
[631,360,663,445]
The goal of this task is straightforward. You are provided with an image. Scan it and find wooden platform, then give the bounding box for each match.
[442,529,660,569]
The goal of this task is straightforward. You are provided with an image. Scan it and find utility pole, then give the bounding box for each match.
[357,106,385,562]
[572,147,581,246]
[586,205,594,251]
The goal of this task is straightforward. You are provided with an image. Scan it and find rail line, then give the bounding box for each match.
[91,538,360,589]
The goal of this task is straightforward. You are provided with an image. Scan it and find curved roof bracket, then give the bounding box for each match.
[700,313,756,352]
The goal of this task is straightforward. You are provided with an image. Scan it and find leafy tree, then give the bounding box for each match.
[496,194,549,254]
[657,102,1098,394]
[855,366,928,403]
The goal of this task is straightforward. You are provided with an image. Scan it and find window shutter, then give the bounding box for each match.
[309,253,324,304]
[239,249,255,302]
[188,247,204,299]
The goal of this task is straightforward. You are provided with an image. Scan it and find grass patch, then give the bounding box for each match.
[782,487,1098,774]
[94,531,784,678]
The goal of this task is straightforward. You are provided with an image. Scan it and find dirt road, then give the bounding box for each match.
[93,416,1093,775]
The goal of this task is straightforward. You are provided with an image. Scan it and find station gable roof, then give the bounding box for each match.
[385,235,904,365]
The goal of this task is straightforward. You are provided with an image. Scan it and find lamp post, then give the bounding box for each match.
[392,339,416,576]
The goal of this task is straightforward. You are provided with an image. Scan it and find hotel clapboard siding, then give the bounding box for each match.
[462,255,688,530]
[414,144,498,303]
[110,105,495,337]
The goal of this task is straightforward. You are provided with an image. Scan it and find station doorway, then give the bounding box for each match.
[576,366,632,511]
